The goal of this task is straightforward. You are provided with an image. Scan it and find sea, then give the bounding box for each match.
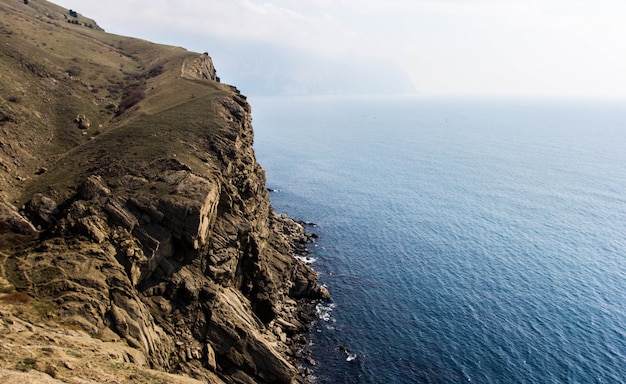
[249,95,626,384]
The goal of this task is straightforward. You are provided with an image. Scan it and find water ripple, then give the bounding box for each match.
[253,96,626,384]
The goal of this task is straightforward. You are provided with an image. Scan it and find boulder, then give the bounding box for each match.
[181,53,218,81]
[80,175,111,200]
[0,200,36,235]
[74,114,91,129]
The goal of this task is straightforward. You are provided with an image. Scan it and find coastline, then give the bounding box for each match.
[0,2,334,382]
[268,211,330,382]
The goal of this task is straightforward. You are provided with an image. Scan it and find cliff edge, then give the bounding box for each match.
[0,1,327,383]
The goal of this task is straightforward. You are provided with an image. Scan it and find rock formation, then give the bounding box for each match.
[0,0,326,382]
[182,53,221,82]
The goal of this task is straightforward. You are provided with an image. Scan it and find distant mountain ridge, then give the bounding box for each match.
[0,1,327,383]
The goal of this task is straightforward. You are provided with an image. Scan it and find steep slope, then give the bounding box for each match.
[0,1,327,383]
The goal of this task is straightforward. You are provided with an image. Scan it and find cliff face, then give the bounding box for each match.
[0,1,326,383]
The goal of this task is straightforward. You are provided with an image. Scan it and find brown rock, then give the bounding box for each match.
[0,200,37,235]
[205,343,217,371]
[0,6,327,382]
[74,114,91,129]
[181,53,219,81]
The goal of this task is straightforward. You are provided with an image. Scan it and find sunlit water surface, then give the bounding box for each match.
[251,96,626,383]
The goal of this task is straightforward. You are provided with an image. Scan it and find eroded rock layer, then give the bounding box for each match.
[0,1,327,383]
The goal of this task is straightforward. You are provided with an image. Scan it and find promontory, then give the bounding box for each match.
[0,1,328,383]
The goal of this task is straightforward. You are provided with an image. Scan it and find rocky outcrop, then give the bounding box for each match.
[0,2,326,382]
[182,53,220,82]
[74,114,91,129]
[0,200,36,235]
[0,298,217,383]
[5,93,325,383]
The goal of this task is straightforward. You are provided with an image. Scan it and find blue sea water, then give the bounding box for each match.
[250,95,626,384]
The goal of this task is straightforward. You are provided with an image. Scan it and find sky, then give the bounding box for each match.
[52,0,626,98]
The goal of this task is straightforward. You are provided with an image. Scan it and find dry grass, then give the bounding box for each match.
[0,3,235,383]
[0,290,30,304]
[0,0,233,206]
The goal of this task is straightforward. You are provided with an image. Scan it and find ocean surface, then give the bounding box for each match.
[250,95,626,384]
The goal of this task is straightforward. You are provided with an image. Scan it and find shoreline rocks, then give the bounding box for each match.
[0,2,328,381]
[1,94,328,383]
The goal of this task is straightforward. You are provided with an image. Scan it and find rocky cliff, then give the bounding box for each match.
[0,1,327,383]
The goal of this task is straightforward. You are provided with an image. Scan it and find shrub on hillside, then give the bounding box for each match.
[117,87,145,115]
[147,64,164,78]
[66,65,81,77]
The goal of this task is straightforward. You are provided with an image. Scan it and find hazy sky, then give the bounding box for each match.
[53,0,626,98]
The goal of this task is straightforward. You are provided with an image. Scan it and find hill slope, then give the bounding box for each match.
[0,1,327,383]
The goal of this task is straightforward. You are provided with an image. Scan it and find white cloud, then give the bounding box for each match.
[52,0,626,97]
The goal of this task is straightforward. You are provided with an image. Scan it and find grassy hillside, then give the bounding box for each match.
[0,0,232,205]
[0,2,326,383]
